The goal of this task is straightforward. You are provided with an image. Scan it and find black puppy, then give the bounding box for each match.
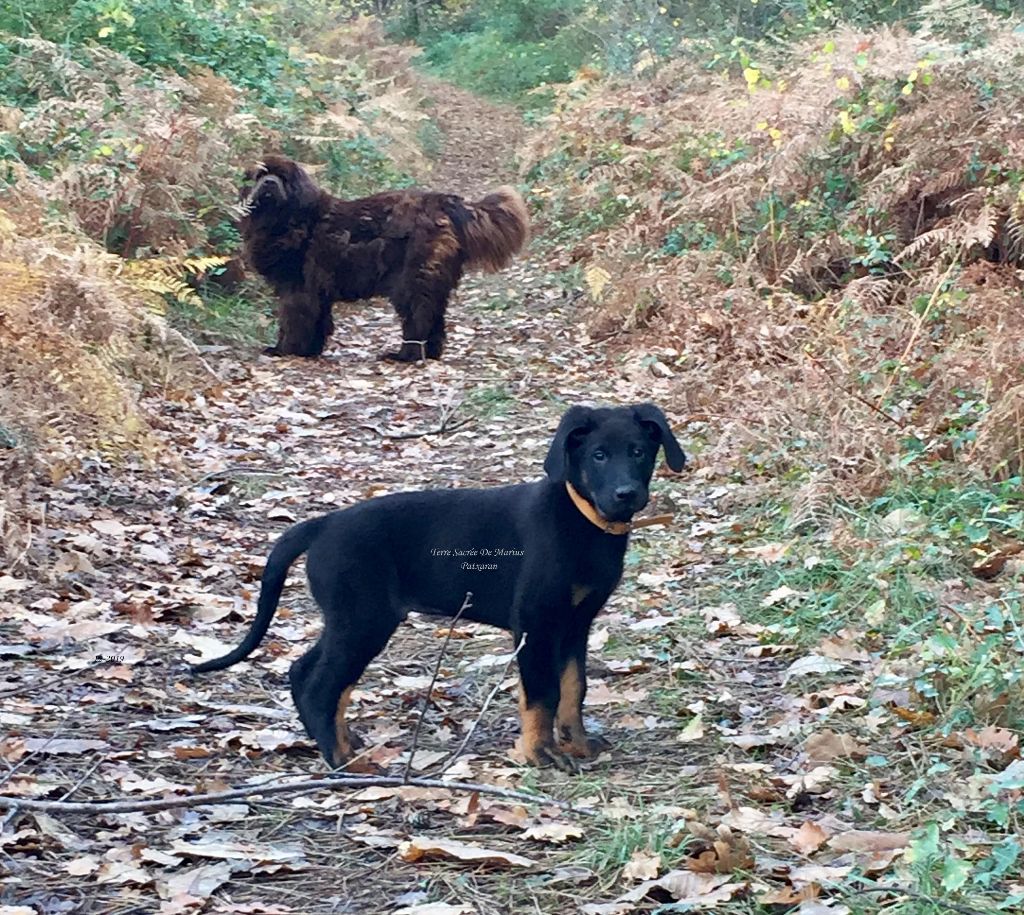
[192,404,686,772]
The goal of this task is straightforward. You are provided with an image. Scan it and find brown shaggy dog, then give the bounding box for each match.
[238,156,529,361]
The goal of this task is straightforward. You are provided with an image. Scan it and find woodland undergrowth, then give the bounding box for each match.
[524,3,1024,489]
[0,13,432,564]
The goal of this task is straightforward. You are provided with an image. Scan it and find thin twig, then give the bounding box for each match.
[804,351,905,428]
[0,773,597,817]
[58,753,108,802]
[437,634,527,775]
[0,715,70,790]
[357,416,472,441]
[0,661,100,700]
[404,592,473,783]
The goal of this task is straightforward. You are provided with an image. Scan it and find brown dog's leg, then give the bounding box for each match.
[268,290,328,357]
[385,292,443,362]
[384,246,460,362]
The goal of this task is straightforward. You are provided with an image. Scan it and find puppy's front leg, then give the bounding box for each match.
[555,624,611,759]
[516,633,578,773]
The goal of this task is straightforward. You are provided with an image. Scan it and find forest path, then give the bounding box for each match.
[2,77,710,914]
[419,77,527,196]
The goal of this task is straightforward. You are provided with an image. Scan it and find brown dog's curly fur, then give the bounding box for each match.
[238,156,529,361]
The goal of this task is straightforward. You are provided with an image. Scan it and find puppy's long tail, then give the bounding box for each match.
[191,516,326,674]
[454,186,530,272]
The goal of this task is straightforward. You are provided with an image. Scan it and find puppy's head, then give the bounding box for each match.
[544,404,686,524]
[238,155,319,216]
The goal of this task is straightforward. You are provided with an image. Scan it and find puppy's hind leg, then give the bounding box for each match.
[288,642,321,738]
[296,619,398,768]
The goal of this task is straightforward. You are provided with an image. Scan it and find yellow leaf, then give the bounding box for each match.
[743,67,760,90]
[835,76,850,91]
[678,714,704,743]
[584,264,612,302]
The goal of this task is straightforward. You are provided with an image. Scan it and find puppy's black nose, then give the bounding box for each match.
[614,485,640,503]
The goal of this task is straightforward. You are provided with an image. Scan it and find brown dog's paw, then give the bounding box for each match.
[381,346,425,363]
[524,742,581,774]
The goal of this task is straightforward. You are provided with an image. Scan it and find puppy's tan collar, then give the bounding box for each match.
[565,482,673,536]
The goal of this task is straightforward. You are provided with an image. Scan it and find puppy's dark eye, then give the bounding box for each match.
[629,445,646,458]
[592,450,607,462]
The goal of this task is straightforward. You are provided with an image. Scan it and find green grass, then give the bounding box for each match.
[463,384,517,419]
[708,473,1024,735]
[168,286,276,349]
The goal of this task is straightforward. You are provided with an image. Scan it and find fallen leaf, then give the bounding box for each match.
[971,542,1023,580]
[720,806,789,836]
[22,738,108,755]
[748,541,790,562]
[962,725,1019,756]
[758,885,820,904]
[398,837,535,868]
[90,518,127,537]
[789,821,829,855]
[65,855,101,876]
[584,680,649,706]
[170,838,306,866]
[828,830,911,853]
[621,848,660,882]
[817,635,870,663]
[159,861,235,911]
[789,863,853,884]
[783,655,845,684]
[803,730,867,765]
[138,544,172,564]
[890,705,936,727]
[678,714,705,743]
[521,822,583,844]
[618,870,743,906]
[762,585,805,607]
[797,902,851,915]
[394,906,474,915]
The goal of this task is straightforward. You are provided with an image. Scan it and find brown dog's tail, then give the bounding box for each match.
[190,516,326,674]
[457,186,530,272]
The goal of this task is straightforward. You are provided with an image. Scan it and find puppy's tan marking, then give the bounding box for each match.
[517,687,554,759]
[555,657,590,756]
[332,686,355,766]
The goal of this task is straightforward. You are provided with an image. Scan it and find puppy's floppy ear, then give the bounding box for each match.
[544,406,596,481]
[633,403,686,471]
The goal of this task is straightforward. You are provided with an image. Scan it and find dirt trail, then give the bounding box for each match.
[420,79,526,196]
[0,83,699,913]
